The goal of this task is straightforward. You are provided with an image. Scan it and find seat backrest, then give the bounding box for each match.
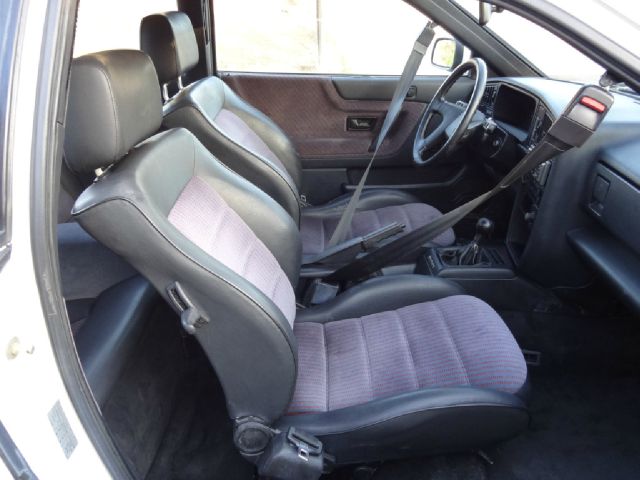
[65,50,302,423]
[140,12,303,223]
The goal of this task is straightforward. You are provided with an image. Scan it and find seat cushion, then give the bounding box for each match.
[168,175,297,326]
[289,295,527,414]
[300,202,455,256]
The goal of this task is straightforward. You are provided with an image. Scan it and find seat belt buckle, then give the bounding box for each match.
[287,428,322,461]
[548,85,613,148]
[257,427,333,480]
[303,279,339,306]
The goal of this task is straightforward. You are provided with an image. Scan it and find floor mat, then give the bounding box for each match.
[146,352,255,480]
[488,373,640,480]
[324,453,487,480]
[488,310,640,480]
[371,453,487,480]
[103,302,186,479]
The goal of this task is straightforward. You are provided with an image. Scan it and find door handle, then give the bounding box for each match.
[346,116,377,131]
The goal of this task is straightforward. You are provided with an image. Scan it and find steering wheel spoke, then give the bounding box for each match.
[439,100,465,121]
[413,58,487,166]
[420,121,445,149]
[444,112,464,139]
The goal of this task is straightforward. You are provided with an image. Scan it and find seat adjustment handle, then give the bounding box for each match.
[166,281,209,334]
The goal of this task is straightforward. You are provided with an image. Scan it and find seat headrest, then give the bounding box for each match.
[64,50,162,174]
[140,12,199,85]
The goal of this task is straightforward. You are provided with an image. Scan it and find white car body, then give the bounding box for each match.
[0,0,107,477]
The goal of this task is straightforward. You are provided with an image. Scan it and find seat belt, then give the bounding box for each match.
[326,23,437,247]
[326,84,615,284]
[200,0,216,77]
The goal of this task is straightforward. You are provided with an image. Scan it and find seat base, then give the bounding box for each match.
[278,386,528,466]
[300,189,455,259]
[286,275,529,466]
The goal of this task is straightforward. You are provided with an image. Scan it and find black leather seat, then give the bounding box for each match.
[64,50,529,471]
[139,12,455,261]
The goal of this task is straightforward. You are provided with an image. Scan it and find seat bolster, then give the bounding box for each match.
[277,386,528,465]
[163,79,302,224]
[302,189,422,217]
[58,222,137,300]
[296,274,464,324]
[221,82,303,190]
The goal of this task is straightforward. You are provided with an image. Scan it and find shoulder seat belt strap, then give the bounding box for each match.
[326,23,437,248]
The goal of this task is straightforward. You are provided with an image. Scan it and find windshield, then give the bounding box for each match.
[454,0,640,85]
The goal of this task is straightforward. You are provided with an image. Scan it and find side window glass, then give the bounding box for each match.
[214,0,471,75]
[73,0,178,57]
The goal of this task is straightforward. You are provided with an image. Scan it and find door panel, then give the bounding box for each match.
[222,73,474,164]
[221,72,478,207]
[222,72,426,163]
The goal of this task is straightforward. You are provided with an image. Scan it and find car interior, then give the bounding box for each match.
[54,1,640,479]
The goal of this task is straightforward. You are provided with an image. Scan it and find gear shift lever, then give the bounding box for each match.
[475,218,494,239]
[458,218,494,265]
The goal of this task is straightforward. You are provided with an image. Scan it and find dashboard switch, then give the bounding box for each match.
[592,175,610,203]
[580,96,606,113]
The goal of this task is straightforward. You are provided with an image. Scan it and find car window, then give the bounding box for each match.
[454,0,640,85]
[73,0,178,57]
[214,0,471,76]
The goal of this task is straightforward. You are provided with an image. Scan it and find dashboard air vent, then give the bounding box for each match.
[480,84,498,116]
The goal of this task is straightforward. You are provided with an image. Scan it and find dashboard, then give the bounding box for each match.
[479,82,553,150]
[471,76,640,312]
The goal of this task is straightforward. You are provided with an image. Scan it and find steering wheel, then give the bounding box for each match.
[413,58,487,166]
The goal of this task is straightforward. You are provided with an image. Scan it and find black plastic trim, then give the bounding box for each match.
[30,1,133,478]
[568,228,640,313]
[332,75,474,103]
[600,140,640,190]
[342,165,466,192]
[587,162,640,254]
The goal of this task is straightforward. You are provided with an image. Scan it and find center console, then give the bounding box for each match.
[506,159,552,264]
[415,218,516,280]
[415,157,553,281]
[417,244,515,279]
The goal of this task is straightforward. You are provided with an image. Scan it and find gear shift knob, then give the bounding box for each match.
[476,217,494,238]
[458,218,494,265]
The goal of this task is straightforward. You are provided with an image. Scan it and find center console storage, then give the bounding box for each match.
[416,244,515,279]
[415,217,515,280]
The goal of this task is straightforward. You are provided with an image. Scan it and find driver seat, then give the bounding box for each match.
[140,12,455,260]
